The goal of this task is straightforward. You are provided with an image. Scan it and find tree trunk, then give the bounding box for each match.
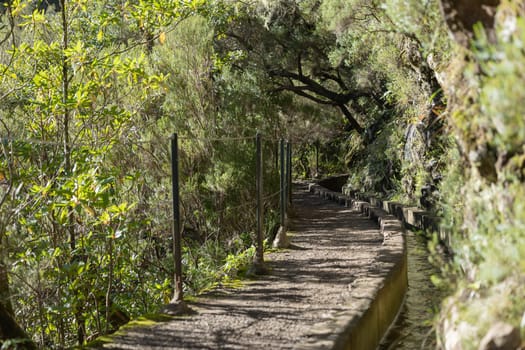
[0,231,12,316]
[0,264,12,317]
[59,0,85,344]
[0,303,36,349]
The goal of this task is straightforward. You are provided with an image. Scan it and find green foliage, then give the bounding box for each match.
[0,0,283,347]
[316,0,450,203]
[475,23,525,155]
[345,117,406,196]
[435,4,525,348]
[221,245,256,283]
[321,0,447,109]
[0,338,34,350]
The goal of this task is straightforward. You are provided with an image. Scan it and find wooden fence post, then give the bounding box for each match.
[272,138,290,249]
[252,132,267,274]
[287,141,292,207]
[280,139,286,227]
[170,133,183,303]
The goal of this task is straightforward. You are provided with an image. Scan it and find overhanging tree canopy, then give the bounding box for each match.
[217,0,386,134]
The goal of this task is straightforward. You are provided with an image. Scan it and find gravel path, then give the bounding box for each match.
[93,183,386,349]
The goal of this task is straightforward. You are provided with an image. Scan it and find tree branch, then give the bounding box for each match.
[318,70,348,91]
[338,104,364,134]
[269,69,351,104]
[271,81,364,133]
[272,84,337,105]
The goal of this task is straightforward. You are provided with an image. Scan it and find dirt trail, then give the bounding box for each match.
[92,183,387,350]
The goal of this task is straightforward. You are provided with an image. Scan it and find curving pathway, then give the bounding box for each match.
[90,183,396,350]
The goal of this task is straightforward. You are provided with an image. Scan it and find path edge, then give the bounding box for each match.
[297,182,408,350]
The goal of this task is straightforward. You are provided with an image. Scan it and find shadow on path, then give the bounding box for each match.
[92,183,389,350]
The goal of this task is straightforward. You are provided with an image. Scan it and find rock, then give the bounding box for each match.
[161,300,194,316]
[478,322,521,350]
[443,303,478,350]
[439,0,500,47]
[246,260,268,276]
[272,226,290,249]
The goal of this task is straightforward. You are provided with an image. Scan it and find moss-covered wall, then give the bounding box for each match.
[434,3,525,348]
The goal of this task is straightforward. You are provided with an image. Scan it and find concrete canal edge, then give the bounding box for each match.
[297,181,408,350]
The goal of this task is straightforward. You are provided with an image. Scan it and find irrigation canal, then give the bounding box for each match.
[379,231,444,349]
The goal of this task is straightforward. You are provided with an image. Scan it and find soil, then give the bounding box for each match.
[92,183,386,350]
